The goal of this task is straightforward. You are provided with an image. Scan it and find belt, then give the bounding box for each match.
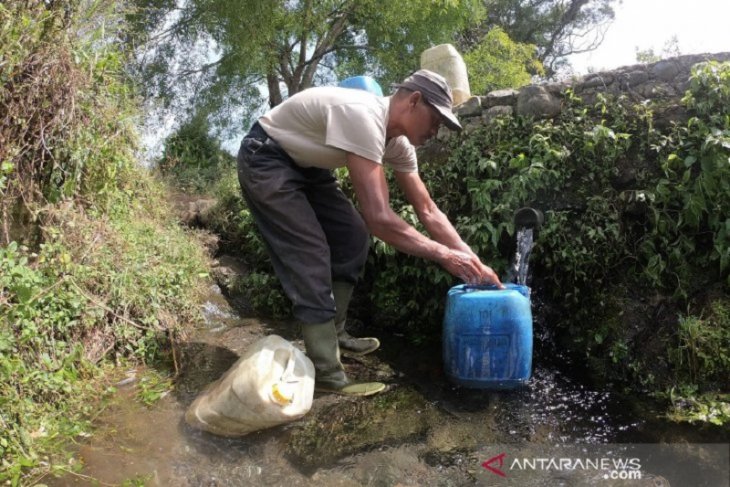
[242,122,297,166]
[247,121,273,144]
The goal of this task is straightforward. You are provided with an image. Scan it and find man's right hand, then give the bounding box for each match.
[440,249,504,287]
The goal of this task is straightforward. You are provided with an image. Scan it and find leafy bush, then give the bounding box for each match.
[464,27,544,94]
[0,1,211,483]
[1,195,209,483]
[157,116,235,194]
[640,61,730,294]
[669,298,730,387]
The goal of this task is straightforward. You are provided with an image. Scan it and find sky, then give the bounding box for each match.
[568,0,730,74]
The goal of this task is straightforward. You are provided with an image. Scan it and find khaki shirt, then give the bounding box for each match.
[259,87,418,173]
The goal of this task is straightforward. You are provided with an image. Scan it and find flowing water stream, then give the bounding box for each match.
[50,231,728,486]
[506,227,534,286]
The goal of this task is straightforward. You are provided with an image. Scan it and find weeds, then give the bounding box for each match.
[0,1,211,483]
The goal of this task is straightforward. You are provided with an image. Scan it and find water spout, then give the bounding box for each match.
[513,207,544,232]
[507,207,544,285]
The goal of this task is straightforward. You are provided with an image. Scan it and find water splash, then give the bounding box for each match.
[507,227,534,285]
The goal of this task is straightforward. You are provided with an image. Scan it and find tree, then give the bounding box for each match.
[635,35,682,64]
[459,0,618,75]
[129,0,485,134]
[463,27,544,94]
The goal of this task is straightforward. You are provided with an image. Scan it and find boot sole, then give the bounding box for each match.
[339,338,380,356]
[341,345,380,357]
[314,383,386,396]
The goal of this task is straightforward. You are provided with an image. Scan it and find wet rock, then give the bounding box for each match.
[286,387,444,469]
[621,70,649,88]
[211,254,248,290]
[544,81,570,95]
[181,198,218,227]
[652,59,681,82]
[580,73,615,89]
[214,254,248,277]
[195,231,220,256]
[637,81,676,99]
[426,417,498,453]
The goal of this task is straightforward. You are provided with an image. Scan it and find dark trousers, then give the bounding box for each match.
[237,123,370,324]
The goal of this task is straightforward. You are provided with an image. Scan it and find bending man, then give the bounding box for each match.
[237,69,502,397]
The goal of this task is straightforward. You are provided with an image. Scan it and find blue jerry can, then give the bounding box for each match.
[443,283,533,389]
[338,75,384,96]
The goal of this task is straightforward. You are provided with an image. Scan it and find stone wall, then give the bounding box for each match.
[450,52,730,134]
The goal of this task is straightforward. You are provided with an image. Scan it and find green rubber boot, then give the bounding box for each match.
[301,320,385,396]
[332,281,380,356]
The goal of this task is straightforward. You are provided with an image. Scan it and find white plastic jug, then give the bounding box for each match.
[420,44,471,106]
[185,335,315,437]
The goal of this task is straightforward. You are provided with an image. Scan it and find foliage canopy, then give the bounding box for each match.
[460,0,617,75]
[463,27,544,94]
[130,0,484,132]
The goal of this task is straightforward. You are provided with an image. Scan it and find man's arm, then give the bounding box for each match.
[394,170,473,253]
[394,170,503,287]
[346,153,491,284]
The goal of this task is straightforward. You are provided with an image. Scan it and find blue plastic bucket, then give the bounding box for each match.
[442,283,533,389]
[338,75,383,96]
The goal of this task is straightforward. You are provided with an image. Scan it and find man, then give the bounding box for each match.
[237,69,503,397]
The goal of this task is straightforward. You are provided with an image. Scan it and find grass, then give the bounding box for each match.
[0,2,214,483]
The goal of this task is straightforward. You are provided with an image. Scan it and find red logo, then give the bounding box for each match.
[482,453,507,477]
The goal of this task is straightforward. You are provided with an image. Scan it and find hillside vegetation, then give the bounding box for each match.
[0,2,210,483]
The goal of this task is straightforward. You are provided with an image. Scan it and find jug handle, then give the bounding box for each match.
[463,284,502,291]
[280,348,297,382]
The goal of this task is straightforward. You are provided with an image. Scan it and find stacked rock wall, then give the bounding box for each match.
[452,52,730,133]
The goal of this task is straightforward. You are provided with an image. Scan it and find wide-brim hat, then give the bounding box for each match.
[394,69,462,131]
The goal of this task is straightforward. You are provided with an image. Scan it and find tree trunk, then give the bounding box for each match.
[267,72,283,108]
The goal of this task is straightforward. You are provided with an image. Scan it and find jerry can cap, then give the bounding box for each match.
[270,383,295,405]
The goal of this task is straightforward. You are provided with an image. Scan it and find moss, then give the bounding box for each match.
[286,387,443,469]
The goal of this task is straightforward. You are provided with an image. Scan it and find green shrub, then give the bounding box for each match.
[670,298,730,387]
[0,2,211,483]
[641,61,730,294]
[157,116,236,194]
[0,186,210,482]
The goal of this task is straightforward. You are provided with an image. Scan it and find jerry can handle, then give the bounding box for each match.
[280,348,297,382]
[463,284,502,291]
[461,283,531,299]
[270,347,299,406]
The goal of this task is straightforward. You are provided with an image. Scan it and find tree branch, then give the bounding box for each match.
[542,0,591,63]
[175,56,225,78]
[300,4,353,90]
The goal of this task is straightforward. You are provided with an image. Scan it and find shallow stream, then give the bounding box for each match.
[48,280,728,486]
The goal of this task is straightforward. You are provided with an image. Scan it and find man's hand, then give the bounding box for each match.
[474,260,504,288]
[440,249,504,287]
